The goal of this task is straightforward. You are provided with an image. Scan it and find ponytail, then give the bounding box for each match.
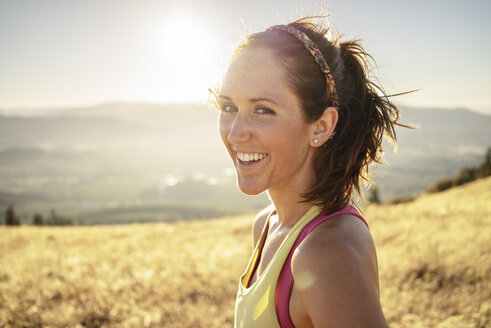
[301,28,404,212]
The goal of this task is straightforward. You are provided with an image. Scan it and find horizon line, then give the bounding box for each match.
[0,100,490,116]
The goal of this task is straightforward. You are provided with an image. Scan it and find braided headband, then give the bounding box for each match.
[267,25,339,107]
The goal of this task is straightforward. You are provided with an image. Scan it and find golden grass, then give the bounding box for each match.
[1,177,490,327]
[369,177,491,328]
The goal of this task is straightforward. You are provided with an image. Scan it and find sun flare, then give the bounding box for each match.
[152,11,219,102]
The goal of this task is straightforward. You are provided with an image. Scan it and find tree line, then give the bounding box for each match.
[428,147,491,193]
[2,205,73,226]
[367,147,490,205]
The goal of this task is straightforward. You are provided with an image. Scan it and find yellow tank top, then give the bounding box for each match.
[234,205,323,328]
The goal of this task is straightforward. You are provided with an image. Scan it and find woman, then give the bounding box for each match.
[215,17,399,328]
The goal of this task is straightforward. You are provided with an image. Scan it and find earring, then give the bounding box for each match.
[313,139,319,144]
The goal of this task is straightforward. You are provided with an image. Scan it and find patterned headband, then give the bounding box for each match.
[267,25,339,107]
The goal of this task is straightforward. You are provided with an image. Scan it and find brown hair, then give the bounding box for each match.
[231,17,405,214]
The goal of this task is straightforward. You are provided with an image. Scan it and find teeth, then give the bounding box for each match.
[237,152,268,163]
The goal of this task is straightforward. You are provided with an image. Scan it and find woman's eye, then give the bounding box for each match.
[220,104,237,113]
[256,107,275,115]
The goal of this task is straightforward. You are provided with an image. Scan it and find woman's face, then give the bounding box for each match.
[217,47,317,197]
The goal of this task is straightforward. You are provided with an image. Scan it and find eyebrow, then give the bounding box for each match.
[218,94,279,105]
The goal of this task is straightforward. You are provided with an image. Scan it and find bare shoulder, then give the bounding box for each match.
[252,204,275,247]
[292,213,378,287]
[296,213,375,261]
[291,213,387,327]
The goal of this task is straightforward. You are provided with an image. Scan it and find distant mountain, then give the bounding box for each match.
[395,106,490,155]
[0,102,220,150]
[2,103,488,157]
[373,107,491,198]
[0,102,489,222]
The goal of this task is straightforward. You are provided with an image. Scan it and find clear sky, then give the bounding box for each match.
[0,0,490,113]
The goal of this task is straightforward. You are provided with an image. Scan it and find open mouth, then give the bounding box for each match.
[236,152,268,165]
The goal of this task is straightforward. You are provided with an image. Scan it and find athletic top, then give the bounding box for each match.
[234,205,368,328]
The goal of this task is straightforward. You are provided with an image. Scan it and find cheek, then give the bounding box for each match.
[272,123,311,162]
[218,116,232,149]
[276,122,310,147]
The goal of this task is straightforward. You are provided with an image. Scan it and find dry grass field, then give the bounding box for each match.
[1,177,490,328]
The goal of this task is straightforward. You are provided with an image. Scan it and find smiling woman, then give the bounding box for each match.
[213,16,403,328]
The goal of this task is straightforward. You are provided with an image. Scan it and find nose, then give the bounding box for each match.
[226,112,252,145]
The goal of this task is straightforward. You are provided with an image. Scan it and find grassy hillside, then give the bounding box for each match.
[0,177,490,327]
[369,177,490,327]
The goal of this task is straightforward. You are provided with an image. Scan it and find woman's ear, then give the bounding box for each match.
[310,107,338,147]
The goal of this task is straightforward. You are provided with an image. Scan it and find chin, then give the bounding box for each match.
[240,188,263,196]
[237,180,266,196]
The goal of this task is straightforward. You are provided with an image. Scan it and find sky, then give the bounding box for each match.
[0,0,490,113]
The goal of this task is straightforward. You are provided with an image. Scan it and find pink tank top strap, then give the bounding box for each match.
[274,205,368,327]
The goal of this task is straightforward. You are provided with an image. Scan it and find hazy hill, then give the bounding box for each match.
[374,106,491,197]
[0,103,221,152]
[0,102,489,223]
[2,103,489,154]
[1,177,489,327]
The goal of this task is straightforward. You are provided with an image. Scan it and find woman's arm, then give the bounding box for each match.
[291,214,388,328]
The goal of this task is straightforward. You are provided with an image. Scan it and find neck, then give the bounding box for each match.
[268,186,314,228]
[267,149,317,227]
